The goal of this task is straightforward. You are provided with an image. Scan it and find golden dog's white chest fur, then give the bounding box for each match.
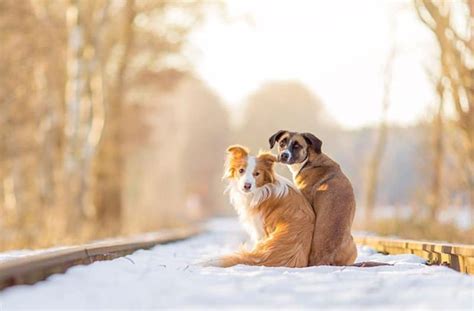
[227,175,292,247]
[227,187,265,246]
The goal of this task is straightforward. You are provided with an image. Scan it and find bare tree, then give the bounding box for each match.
[428,79,445,220]
[364,45,396,223]
[415,0,474,217]
[93,0,135,232]
[0,0,211,249]
[64,0,107,229]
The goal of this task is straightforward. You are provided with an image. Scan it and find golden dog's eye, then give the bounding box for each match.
[294,144,300,149]
[238,168,245,174]
[254,171,260,177]
[279,142,286,148]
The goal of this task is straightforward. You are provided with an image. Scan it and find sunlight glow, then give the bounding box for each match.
[191,0,440,129]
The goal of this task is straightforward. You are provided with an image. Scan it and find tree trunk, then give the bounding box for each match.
[93,0,135,232]
[364,47,395,224]
[64,0,105,231]
[429,81,444,220]
[64,0,87,228]
[468,0,474,226]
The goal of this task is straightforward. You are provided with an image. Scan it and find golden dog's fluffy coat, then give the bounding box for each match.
[218,145,315,268]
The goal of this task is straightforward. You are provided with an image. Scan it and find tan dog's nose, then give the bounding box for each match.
[244,183,252,191]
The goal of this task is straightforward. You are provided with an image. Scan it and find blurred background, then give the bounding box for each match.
[0,0,472,251]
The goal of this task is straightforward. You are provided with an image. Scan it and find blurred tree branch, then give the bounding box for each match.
[415,0,474,215]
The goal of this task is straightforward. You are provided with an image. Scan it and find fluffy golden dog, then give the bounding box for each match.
[215,145,315,268]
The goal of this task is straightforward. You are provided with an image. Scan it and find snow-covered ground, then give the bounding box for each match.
[0,218,473,310]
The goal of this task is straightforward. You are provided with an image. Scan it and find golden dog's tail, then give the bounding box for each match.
[217,223,310,268]
[218,250,266,268]
[218,247,305,268]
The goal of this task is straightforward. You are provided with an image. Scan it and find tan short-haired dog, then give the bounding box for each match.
[269,130,357,266]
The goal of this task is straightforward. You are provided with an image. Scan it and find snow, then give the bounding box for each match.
[0,218,473,310]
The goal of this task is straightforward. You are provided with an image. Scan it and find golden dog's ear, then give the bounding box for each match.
[257,151,277,167]
[223,145,249,179]
[226,145,249,158]
[268,130,288,149]
[257,151,277,184]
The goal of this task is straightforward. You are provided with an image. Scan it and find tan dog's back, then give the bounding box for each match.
[295,152,357,265]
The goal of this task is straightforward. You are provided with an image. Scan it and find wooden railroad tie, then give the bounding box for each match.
[354,235,474,275]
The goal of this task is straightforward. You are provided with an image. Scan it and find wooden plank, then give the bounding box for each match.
[0,226,201,290]
[465,257,474,274]
[354,234,474,275]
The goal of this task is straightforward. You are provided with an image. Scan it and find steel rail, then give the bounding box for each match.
[0,226,202,290]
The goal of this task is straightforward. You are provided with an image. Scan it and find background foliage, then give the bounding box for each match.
[0,0,472,250]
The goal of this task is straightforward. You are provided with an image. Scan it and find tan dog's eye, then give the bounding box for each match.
[294,144,300,149]
[254,171,260,177]
[279,142,286,148]
[238,168,245,174]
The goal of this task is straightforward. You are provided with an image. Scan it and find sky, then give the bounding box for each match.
[189,0,440,129]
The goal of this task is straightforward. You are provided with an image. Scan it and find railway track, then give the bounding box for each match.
[0,226,201,290]
[0,228,472,291]
[354,235,474,274]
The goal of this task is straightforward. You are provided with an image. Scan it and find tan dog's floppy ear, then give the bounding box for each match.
[226,145,249,158]
[268,130,288,149]
[302,133,322,154]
